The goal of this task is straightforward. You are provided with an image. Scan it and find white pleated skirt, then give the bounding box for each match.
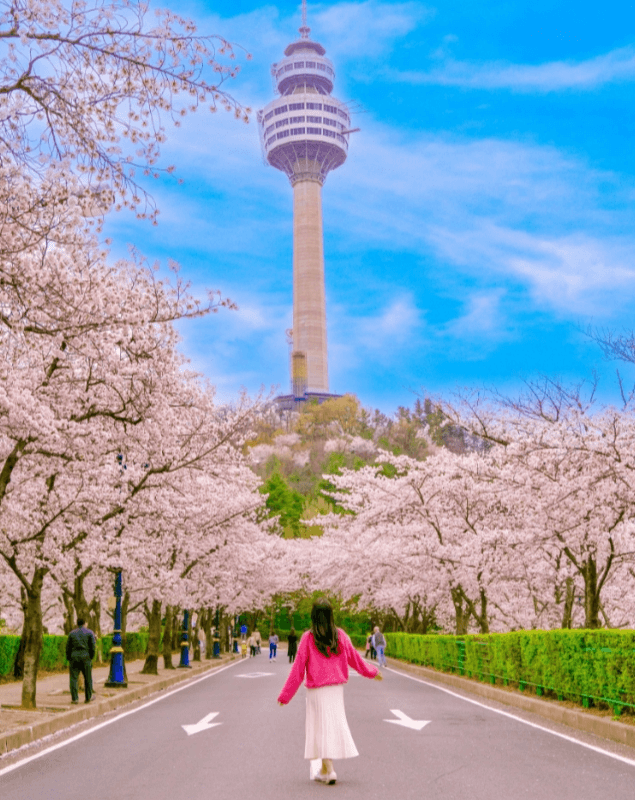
[304,683,359,760]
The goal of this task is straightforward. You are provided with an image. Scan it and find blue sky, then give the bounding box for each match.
[105,0,635,413]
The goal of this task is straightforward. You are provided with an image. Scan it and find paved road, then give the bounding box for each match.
[1,652,634,799]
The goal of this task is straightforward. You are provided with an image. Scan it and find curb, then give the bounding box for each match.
[386,656,635,750]
[0,655,237,757]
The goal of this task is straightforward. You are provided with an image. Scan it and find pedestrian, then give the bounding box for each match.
[278,597,383,785]
[241,637,248,659]
[253,627,262,654]
[364,632,372,659]
[240,622,248,642]
[65,617,96,705]
[248,632,257,658]
[287,627,298,663]
[269,630,279,661]
[372,626,387,668]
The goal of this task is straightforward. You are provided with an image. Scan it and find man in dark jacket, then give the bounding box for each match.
[66,618,96,704]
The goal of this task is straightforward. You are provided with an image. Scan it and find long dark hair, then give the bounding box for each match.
[311,597,339,657]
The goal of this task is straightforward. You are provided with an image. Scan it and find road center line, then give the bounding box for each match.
[0,659,244,778]
[386,666,635,769]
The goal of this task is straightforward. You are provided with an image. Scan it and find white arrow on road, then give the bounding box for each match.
[182,712,222,736]
[384,709,430,731]
[236,672,274,678]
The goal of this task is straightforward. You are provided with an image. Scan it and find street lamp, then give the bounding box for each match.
[233,614,239,653]
[178,608,192,668]
[213,607,221,658]
[105,569,127,687]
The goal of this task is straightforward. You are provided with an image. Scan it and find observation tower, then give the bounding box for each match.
[258,2,356,409]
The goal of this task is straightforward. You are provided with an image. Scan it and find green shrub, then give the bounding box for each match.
[0,631,152,677]
[0,635,21,677]
[101,631,149,660]
[385,630,635,712]
[40,635,68,671]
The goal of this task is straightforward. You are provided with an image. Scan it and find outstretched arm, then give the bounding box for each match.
[277,633,309,705]
[344,633,379,679]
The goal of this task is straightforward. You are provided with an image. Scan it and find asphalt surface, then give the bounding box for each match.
[1,651,634,799]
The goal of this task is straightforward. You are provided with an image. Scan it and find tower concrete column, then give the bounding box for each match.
[292,178,328,392]
[258,11,353,405]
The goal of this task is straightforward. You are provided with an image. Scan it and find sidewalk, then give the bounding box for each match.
[0,651,237,756]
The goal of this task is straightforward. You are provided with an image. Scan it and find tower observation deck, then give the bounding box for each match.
[258,3,353,406]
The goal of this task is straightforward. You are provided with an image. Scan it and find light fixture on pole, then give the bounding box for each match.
[105,569,127,687]
[213,607,221,658]
[178,609,192,668]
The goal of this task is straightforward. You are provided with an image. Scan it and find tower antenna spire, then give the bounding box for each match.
[299,0,310,39]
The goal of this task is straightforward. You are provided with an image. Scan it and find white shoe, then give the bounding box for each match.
[314,770,337,785]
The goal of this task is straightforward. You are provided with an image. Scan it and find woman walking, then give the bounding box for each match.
[277,597,382,785]
[287,628,298,663]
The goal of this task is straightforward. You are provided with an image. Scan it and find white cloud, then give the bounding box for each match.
[357,295,422,349]
[312,1,431,59]
[444,289,507,338]
[388,45,635,92]
[321,123,635,317]
[426,223,635,316]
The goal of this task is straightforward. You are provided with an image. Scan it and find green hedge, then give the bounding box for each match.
[0,632,152,677]
[101,632,149,660]
[0,636,21,677]
[385,630,635,715]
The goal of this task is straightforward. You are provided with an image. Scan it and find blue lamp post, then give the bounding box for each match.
[105,570,127,687]
[178,609,192,668]
[213,607,221,658]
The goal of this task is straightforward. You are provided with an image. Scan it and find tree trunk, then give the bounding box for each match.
[89,597,101,638]
[187,609,193,658]
[192,609,201,662]
[142,599,162,675]
[584,557,601,629]
[121,590,130,649]
[21,569,46,709]
[476,589,489,634]
[89,598,102,663]
[62,592,75,635]
[162,604,175,669]
[202,609,213,660]
[451,587,469,635]
[73,571,91,624]
[12,586,28,679]
[560,577,575,629]
[172,607,181,650]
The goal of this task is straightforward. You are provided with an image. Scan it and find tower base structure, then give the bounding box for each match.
[275,391,342,412]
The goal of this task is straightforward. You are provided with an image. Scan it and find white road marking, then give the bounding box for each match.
[386,666,635,768]
[0,659,243,778]
[384,709,430,730]
[182,712,222,736]
[235,672,274,678]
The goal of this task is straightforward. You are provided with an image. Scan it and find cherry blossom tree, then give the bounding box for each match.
[0,0,250,223]
[439,386,635,629]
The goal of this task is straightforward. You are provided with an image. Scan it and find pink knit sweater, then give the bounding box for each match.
[277,628,378,705]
